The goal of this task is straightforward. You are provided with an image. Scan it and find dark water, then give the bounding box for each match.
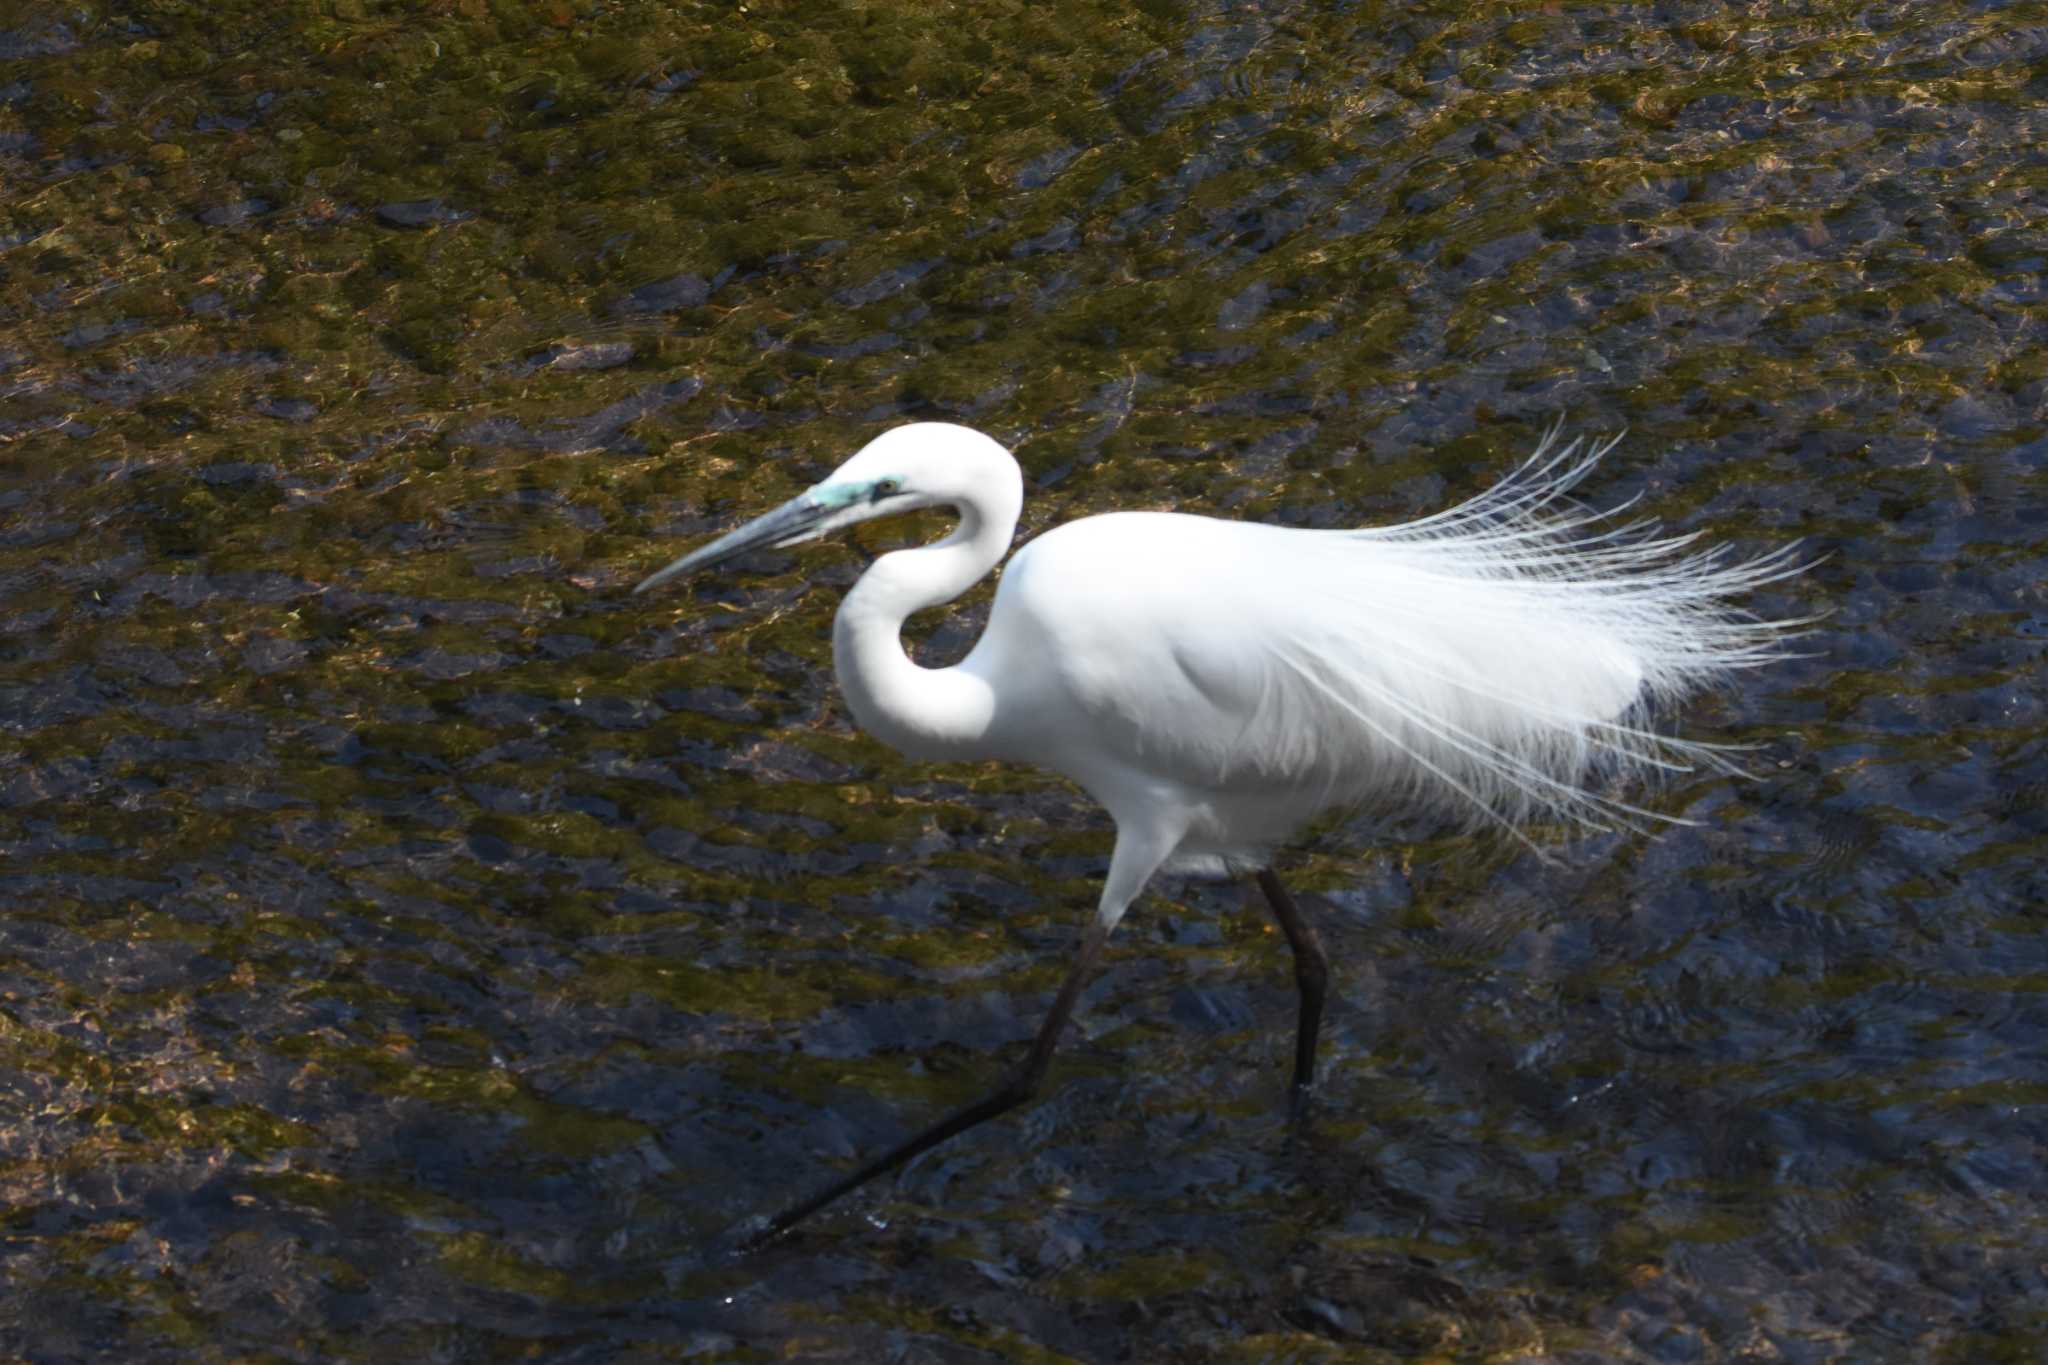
[3,0,2046,1358]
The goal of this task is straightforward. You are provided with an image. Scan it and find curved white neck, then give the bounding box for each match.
[832,500,1011,762]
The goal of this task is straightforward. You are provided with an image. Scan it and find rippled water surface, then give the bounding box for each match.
[3,1,2045,1358]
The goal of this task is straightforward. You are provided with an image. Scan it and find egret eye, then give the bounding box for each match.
[872,478,901,501]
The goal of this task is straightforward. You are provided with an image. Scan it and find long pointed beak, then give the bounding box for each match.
[633,492,828,595]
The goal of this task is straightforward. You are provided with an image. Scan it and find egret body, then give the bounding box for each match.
[635,421,1802,1241]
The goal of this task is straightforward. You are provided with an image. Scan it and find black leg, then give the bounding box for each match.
[1256,868,1329,1095]
[750,919,1111,1246]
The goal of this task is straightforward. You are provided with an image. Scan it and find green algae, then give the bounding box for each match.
[1,0,2042,1356]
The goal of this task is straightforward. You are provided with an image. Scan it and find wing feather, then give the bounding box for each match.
[985,432,1807,839]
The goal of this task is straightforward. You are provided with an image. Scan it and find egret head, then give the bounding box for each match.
[634,422,1019,594]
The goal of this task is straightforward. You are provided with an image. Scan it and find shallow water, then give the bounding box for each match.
[2,0,2045,1358]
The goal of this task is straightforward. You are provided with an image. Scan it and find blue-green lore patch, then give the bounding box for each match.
[813,479,891,510]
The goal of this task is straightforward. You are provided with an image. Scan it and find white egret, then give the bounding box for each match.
[634,421,1804,1241]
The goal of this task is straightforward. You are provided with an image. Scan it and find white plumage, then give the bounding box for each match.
[801,423,1799,907]
[635,419,1805,1240]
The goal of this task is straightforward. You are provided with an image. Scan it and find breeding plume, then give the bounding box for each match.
[635,421,1803,1241]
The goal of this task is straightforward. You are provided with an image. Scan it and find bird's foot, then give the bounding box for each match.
[709,1212,781,1261]
[1286,1082,1317,1127]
